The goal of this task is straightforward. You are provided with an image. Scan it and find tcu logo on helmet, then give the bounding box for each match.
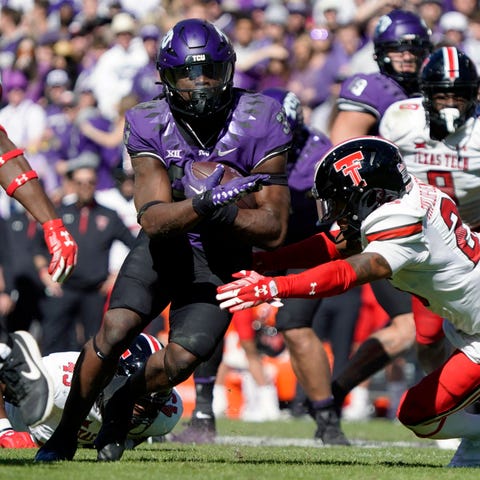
[191,54,206,62]
[334,151,365,186]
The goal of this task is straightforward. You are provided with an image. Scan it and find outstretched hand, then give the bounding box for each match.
[216,270,283,312]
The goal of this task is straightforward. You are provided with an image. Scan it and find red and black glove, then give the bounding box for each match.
[216,270,284,312]
[0,428,36,448]
[42,219,78,283]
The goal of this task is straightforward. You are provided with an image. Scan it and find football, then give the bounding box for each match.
[191,161,257,209]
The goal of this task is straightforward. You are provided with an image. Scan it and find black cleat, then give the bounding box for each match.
[34,434,77,462]
[313,407,350,446]
[0,331,53,427]
[96,441,125,462]
[94,377,133,462]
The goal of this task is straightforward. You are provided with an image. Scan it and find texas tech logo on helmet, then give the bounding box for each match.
[333,151,366,187]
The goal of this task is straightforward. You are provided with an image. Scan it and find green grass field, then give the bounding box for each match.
[1,417,478,480]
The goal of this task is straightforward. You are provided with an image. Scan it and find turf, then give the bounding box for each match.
[1,417,478,480]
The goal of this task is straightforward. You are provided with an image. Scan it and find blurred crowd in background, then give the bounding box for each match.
[0,0,478,422]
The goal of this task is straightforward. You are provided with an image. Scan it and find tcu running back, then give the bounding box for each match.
[36,19,290,462]
[218,137,480,467]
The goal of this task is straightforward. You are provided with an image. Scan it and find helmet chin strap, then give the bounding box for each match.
[439,108,461,133]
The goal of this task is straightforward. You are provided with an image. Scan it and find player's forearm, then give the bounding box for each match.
[231,206,288,249]
[275,259,359,298]
[138,199,204,238]
[0,132,58,224]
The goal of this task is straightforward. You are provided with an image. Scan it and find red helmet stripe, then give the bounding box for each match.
[140,332,162,353]
[443,46,459,81]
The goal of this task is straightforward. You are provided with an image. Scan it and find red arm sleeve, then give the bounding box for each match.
[275,259,358,298]
[253,232,341,272]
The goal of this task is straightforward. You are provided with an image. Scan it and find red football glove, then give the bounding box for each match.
[43,219,78,283]
[216,270,284,312]
[0,429,36,448]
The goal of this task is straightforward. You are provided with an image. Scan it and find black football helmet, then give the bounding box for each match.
[157,18,236,117]
[420,46,479,140]
[312,136,411,242]
[117,333,163,376]
[373,9,432,93]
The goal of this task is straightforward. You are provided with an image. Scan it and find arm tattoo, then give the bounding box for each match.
[347,252,392,284]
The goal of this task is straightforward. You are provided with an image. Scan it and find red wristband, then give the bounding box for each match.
[0,149,24,167]
[276,259,358,298]
[6,170,38,196]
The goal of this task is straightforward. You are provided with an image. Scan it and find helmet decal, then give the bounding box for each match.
[442,46,460,82]
[333,151,365,186]
[313,136,410,242]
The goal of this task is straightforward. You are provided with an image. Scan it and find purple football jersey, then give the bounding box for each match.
[287,127,332,243]
[337,72,409,132]
[124,89,292,249]
[124,89,291,186]
[288,128,331,193]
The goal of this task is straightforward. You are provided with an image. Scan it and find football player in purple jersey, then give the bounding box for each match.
[35,19,291,462]
[331,9,432,143]
[253,87,349,444]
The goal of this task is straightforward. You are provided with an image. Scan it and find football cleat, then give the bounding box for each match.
[0,331,53,427]
[448,438,480,467]
[34,437,77,462]
[312,407,350,446]
[96,441,125,462]
[94,377,134,462]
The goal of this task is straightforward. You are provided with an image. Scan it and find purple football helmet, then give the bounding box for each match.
[420,46,479,139]
[373,9,432,91]
[262,87,304,134]
[157,19,236,117]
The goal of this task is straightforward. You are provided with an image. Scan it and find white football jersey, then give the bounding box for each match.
[7,351,183,446]
[362,176,480,361]
[379,97,480,228]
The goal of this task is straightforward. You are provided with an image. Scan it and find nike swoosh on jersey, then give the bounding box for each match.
[217,148,237,157]
[17,341,42,381]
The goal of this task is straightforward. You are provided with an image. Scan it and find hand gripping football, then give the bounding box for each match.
[191,161,257,209]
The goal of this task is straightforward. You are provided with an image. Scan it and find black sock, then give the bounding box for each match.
[332,337,391,405]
